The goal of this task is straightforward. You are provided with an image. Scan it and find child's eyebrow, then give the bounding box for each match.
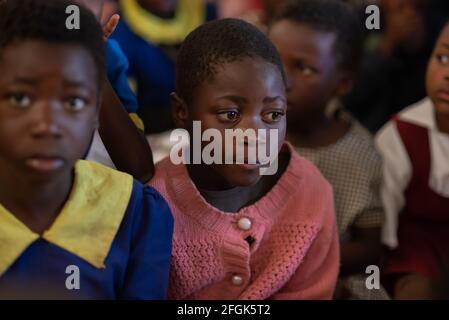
[11,77,90,90]
[12,76,38,85]
[264,96,286,104]
[216,95,286,104]
[62,80,91,89]
[216,95,247,104]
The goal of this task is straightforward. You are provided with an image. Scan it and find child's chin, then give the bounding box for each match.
[226,167,262,187]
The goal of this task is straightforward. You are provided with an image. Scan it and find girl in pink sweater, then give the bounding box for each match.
[150,18,340,300]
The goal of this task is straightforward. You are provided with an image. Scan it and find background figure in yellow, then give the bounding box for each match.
[111,0,217,133]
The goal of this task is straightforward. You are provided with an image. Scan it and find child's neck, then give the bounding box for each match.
[0,170,73,235]
[288,113,350,149]
[436,112,449,135]
[187,164,234,191]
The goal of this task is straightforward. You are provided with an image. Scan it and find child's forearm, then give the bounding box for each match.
[99,79,155,183]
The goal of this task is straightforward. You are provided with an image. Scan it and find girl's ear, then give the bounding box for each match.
[171,92,189,129]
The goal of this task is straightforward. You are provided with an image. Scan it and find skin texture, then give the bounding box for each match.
[0,41,99,234]
[269,20,382,280]
[172,57,287,190]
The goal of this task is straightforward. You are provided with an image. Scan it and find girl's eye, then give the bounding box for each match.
[65,97,86,111]
[263,111,285,123]
[9,92,32,108]
[437,54,449,64]
[217,110,241,122]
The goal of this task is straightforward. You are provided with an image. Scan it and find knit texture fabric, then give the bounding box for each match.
[150,143,340,300]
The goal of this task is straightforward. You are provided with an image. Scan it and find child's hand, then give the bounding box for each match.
[103,14,120,41]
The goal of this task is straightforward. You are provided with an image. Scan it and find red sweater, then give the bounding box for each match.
[150,143,340,300]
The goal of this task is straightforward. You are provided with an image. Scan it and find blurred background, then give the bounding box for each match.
[101,0,449,134]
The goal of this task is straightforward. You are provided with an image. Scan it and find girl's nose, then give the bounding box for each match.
[30,101,62,138]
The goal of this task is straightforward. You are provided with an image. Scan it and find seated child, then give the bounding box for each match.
[0,0,173,299]
[70,0,154,183]
[376,20,449,300]
[269,0,387,299]
[150,18,339,300]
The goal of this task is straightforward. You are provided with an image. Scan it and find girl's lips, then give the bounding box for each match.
[237,163,261,170]
[235,159,261,171]
[25,157,64,173]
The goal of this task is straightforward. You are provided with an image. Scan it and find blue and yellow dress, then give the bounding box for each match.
[0,161,173,299]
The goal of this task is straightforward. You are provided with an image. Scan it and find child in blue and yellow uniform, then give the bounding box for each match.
[0,0,173,299]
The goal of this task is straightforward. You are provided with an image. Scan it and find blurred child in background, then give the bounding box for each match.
[269,0,387,299]
[345,0,449,132]
[376,20,449,300]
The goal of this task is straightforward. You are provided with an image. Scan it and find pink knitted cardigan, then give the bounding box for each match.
[149,143,339,300]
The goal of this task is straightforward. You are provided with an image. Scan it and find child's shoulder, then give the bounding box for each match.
[77,159,132,186]
[283,143,333,201]
[344,120,382,167]
[77,160,168,215]
[378,97,434,136]
[276,144,335,225]
[336,111,378,154]
[376,97,436,153]
[152,156,176,180]
[323,110,382,172]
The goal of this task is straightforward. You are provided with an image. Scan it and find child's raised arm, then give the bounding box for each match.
[98,14,155,183]
[99,80,154,183]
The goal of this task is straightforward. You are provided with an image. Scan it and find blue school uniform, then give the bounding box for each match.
[111,0,216,111]
[0,160,173,299]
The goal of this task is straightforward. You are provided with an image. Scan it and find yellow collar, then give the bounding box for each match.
[121,0,205,45]
[0,160,133,276]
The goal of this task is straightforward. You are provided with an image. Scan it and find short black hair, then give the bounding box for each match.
[273,0,363,73]
[176,18,286,105]
[0,0,105,87]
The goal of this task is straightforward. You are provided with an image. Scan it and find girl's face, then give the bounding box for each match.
[176,57,287,189]
[426,24,449,117]
[0,40,99,183]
